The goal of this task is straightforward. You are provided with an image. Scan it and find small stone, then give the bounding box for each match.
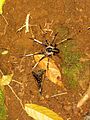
[63,105,72,111]
[45,95,49,99]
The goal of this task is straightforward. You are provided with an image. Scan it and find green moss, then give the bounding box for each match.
[0,89,7,120]
[54,25,69,38]
[54,27,82,88]
[59,40,83,88]
[54,25,89,89]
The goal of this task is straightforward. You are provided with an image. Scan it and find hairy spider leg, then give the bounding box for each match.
[50,32,58,46]
[29,38,43,45]
[24,52,43,57]
[56,37,72,46]
[47,57,50,70]
[32,55,46,70]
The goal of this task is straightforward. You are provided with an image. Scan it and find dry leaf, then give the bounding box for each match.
[0,0,5,14]
[0,74,13,86]
[25,104,64,120]
[34,55,64,88]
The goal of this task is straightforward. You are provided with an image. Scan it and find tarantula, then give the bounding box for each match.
[25,32,71,69]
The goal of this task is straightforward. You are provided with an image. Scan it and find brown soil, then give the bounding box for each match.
[0,0,90,120]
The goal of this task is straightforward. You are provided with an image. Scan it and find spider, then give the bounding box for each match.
[24,32,71,70]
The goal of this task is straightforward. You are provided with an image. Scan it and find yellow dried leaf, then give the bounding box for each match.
[34,55,64,88]
[0,74,13,86]
[0,0,5,14]
[25,104,64,120]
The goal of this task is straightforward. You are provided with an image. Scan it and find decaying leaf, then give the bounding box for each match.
[25,104,64,120]
[32,69,46,94]
[0,74,13,86]
[34,55,64,88]
[0,0,5,14]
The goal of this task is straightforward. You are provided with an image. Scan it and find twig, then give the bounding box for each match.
[25,13,30,33]
[77,63,90,108]
[8,84,24,109]
[77,85,90,108]
[51,92,67,98]
[17,12,37,35]
[43,20,53,36]
[1,14,8,35]
[12,79,22,85]
[17,25,26,32]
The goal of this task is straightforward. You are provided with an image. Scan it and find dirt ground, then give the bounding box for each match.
[0,0,90,120]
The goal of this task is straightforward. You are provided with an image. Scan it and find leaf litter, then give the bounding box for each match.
[34,54,64,88]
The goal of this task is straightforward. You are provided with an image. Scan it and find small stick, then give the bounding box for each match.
[25,13,30,33]
[56,38,72,45]
[12,79,22,85]
[43,20,53,36]
[32,38,43,45]
[8,84,24,109]
[17,12,37,35]
[77,85,90,108]
[51,92,67,98]
[17,25,26,32]
[1,14,8,35]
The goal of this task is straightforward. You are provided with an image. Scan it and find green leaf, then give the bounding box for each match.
[0,0,5,14]
[25,104,64,120]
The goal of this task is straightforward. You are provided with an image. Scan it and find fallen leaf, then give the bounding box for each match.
[34,55,64,88]
[25,104,64,120]
[0,74,13,86]
[0,0,5,14]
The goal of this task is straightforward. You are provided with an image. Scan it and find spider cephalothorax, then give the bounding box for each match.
[45,45,60,56]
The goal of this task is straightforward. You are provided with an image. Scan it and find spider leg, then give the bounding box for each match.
[56,37,72,46]
[24,52,43,57]
[47,57,50,70]
[29,38,43,45]
[51,32,58,45]
[32,55,46,70]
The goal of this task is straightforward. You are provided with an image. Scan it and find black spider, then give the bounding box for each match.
[25,32,71,69]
